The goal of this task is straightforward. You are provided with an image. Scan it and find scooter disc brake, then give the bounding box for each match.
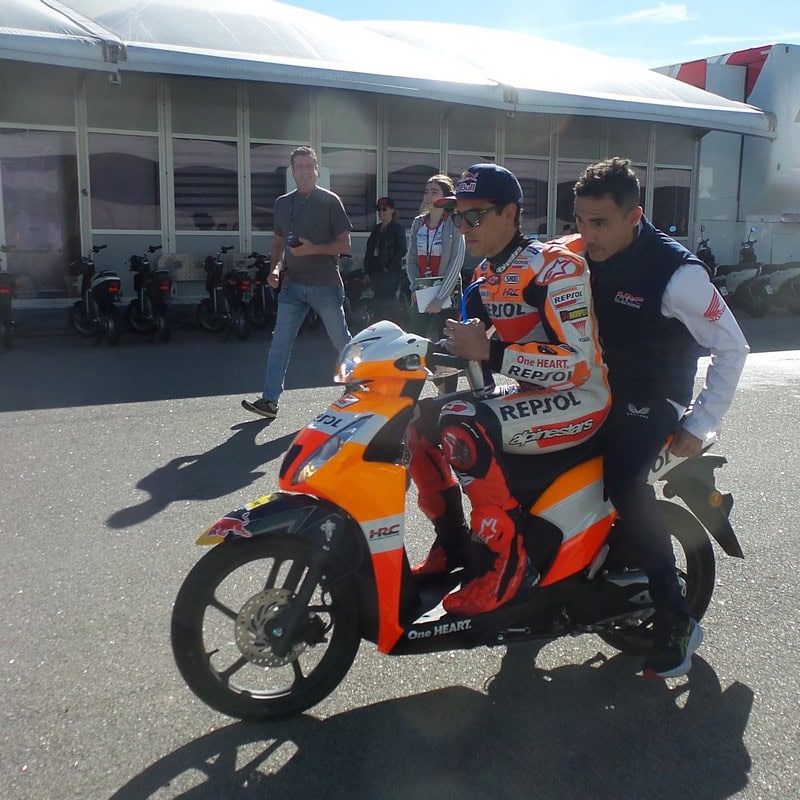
[234,587,307,667]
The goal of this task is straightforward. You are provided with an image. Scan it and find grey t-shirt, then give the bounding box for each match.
[273,186,352,287]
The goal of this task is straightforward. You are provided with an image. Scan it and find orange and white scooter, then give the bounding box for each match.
[171,320,742,720]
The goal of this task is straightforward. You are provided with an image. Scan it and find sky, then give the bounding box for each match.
[285,0,799,69]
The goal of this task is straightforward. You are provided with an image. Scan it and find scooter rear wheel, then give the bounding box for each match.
[597,501,715,654]
[171,535,360,720]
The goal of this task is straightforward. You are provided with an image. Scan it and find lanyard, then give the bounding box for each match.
[424,213,445,277]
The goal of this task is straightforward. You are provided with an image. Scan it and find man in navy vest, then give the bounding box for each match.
[572,157,749,678]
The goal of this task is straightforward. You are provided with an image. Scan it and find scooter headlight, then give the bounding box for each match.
[293,417,372,484]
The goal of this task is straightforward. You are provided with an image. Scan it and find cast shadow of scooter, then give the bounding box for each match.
[110,643,753,800]
[106,422,297,529]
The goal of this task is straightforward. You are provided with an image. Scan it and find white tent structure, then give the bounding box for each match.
[1,0,770,137]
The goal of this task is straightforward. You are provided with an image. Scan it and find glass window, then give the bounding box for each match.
[250,143,290,231]
[173,139,239,231]
[556,116,602,160]
[448,105,495,153]
[506,114,551,158]
[0,63,75,127]
[86,73,158,132]
[249,84,310,142]
[387,151,440,227]
[0,129,79,298]
[555,160,586,235]
[388,98,441,149]
[504,157,549,238]
[652,168,691,237]
[322,147,377,232]
[320,90,377,147]
[171,77,237,137]
[448,153,496,184]
[656,125,697,166]
[89,133,160,230]
[607,119,651,163]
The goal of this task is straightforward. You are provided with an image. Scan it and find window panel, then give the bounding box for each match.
[388,98,441,148]
[250,143,290,231]
[556,116,602,160]
[173,138,239,231]
[89,133,160,230]
[86,73,158,131]
[656,124,697,166]
[448,105,495,152]
[322,147,377,232]
[504,157,549,238]
[506,114,551,158]
[0,129,79,298]
[0,63,75,127]
[608,119,651,163]
[320,90,377,146]
[387,151,440,227]
[171,77,237,137]
[249,84,310,141]
[652,168,691,237]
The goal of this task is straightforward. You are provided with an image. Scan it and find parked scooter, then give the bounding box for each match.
[247,251,278,330]
[757,262,800,315]
[125,244,172,341]
[695,226,717,272]
[712,227,768,316]
[197,245,251,340]
[171,320,742,721]
[68,244,122,344]
[0,246,16,349]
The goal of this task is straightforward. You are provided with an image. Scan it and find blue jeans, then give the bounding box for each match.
[263,278,351,403]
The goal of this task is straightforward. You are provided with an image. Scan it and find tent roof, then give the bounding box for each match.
[0,0,772,137]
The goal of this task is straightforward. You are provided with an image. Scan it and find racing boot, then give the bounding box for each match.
[443,505,535,616]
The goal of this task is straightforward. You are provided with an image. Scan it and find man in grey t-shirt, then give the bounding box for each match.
[243,146,352,420]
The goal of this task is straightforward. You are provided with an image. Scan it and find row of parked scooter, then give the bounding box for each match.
[697,227,800,318]
[65,244,378,345]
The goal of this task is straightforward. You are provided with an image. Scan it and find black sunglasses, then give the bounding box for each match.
[451,207,497,228]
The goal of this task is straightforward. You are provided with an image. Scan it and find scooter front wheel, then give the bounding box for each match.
[69,301,99,336]
[171,535,361,720]
[598,501,715,654]
[197,298,225,333]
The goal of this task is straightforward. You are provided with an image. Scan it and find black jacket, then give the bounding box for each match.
[364,219,407,275]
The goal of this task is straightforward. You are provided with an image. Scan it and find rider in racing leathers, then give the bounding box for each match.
[408,164,611,616]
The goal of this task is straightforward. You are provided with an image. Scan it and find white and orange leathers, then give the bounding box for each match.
[461,237,610,452]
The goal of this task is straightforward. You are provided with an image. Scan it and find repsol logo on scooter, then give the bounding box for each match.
[369,524,400,539]
[499,391,581,420]
[407,619,472,639]
[313,412,344,428]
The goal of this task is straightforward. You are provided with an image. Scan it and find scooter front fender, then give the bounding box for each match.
[196,492,369,579]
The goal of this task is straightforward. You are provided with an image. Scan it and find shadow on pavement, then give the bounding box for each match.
[110,643,753,800]
[106,422,298,529]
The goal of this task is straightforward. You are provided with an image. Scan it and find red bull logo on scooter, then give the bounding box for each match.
[204,510,252,541]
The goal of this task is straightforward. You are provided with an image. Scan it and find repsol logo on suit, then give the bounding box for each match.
[484,302,526,318]
[498,391,581,420]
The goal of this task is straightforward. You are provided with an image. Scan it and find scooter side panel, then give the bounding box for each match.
[530,457,616,584]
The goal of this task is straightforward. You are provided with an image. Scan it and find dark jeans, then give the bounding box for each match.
[603,391,689,620]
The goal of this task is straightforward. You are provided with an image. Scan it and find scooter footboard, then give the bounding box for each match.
[196,492,371,578]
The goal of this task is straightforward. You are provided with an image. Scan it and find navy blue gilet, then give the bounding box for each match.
[589,217,706,406]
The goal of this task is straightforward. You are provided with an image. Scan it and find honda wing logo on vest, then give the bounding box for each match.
[626,404,650,418]
[614,290,644,309]
[703,292,725,322]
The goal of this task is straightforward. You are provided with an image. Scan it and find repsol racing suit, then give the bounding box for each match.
[408,232,610,615]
